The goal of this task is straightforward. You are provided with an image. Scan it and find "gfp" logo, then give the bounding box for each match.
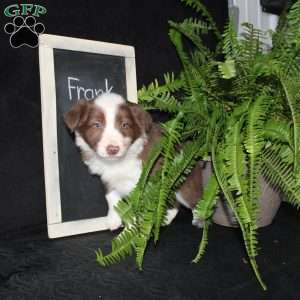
[4,4,47,17]
[3,4,47,48]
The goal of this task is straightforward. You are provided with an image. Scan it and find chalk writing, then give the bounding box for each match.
[67,77,113,101]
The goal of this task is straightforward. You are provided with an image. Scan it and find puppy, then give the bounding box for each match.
[64,93,203,231]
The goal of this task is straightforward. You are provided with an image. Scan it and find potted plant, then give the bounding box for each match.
[96,0,300,290]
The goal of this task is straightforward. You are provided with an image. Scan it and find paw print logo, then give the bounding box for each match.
[4,16,45,48]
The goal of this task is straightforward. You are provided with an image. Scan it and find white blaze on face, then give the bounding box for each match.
[94,93,132,159]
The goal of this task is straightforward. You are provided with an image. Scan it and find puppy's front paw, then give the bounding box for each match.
[192,217,205,228]
[192,210,205,228]
[106,214,122,231]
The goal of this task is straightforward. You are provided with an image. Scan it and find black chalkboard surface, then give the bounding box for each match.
[39,34,137,238]
[54,49,127,222]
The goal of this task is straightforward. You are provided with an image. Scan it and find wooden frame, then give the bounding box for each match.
[38,34,137,238]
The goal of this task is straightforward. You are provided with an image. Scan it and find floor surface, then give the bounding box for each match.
[0,203,299,300]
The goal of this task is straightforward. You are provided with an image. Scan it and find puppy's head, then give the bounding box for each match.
[64,93,152,160]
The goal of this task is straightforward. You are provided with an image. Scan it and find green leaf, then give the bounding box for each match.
[217,59,236,79]
[212,119,266,290]
[153,113,184,242]
[96,226,139,266]
[195,174,219,220]
[192,221,209,263]
[181,0,221,39]
[263,148,300,209]
[278,73,300,173]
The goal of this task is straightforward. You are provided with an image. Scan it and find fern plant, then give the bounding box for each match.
[96,0,300,291]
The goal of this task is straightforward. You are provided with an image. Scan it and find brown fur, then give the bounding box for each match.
[64,100,106,151]
[127,103,153,133]
[138,124,162,160]
[179,163,203,208]
[116,104,143,141]
[64,100,91,130]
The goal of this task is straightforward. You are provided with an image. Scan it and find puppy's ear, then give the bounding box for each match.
[128,102,153,133]
[64,100,89,131]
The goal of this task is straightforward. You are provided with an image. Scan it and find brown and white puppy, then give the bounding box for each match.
[64,93,203,231]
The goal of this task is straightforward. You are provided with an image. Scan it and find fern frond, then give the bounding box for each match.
[212,120,266,290]
[278,73,300,172]
[115,198,136,226]
[286,0,300,46]
[263,148,300,209]
[168,141,204,190]
[169,29,208,113]
[241,91,273,271]
[161,112,184,160]
[169,17,212,35]
[181,112,208,139]
[148,93,181,113]
[134,235,149,270]
[169,19,211,61]
[153,113,184,242]
[244,91,271,223]
[192,221,209,263]
[195,174,219,220]
[134,198,158,269]
[240,23,264,62]
[116,143,163,225]
[138,72,183,113]
[217,58,236,79]
[224,118,253,225]
[181,0,221,39]
[138,72,183,100]
[136,143,163,204]
[222,19,240,60]
[263,119,291,145]
[96,226,139,266]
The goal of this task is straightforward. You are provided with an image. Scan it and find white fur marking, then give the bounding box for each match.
[175,192,191,209]
[165,208,179,225]
[94,93,130,158]
[192,209,204,228]
[106,191,122,231]
[75,131,146,196]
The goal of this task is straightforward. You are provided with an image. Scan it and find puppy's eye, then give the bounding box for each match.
[94,122,103,128]
[121,122,130,129]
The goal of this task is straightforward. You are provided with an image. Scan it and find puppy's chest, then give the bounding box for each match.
[87,156,143,196]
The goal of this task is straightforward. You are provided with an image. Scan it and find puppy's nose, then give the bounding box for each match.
[106,145,120,156]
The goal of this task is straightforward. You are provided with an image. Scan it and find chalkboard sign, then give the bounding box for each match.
[39,34,137,238]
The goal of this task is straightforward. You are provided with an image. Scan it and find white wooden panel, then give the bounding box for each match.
[229,0,279,46]
[39,34,137,238]
[39,45,62,224]
[48,217,108,238]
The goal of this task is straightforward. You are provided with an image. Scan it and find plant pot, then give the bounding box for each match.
[201,161,282,228]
